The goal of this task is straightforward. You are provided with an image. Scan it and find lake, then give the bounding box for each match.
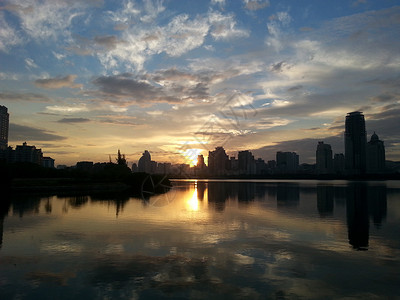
[1,179,399,299]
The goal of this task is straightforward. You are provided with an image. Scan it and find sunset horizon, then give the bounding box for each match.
[1,0,399,166]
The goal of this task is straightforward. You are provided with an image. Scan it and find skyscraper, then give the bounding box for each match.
[345,111,367,174]
[0,105,9,150]
[138,150,152,173]
[238,150,256,175]
[316,141,333,174]
[208,147,229,176]
[366,132,385,173]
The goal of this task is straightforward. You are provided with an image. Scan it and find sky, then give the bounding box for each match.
[0,0,399,166]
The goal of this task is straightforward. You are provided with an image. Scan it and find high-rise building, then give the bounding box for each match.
[196,154,206,169]
[14,142,43,165]
[138,150,152,173]
[333,153,345,174]
[276,151,299,173]
[366,132,385,173]
[208,147,229,176]
[0,105,9,150]
[238,150,256,175]
[316,142,333,174]
[345,111,367,174]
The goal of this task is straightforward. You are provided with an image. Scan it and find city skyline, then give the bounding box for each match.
[1,1,399,165]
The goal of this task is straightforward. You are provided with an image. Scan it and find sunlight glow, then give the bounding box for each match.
[179,148,202,166]
[186,181,199,211]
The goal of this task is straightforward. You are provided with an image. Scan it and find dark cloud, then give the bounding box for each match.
[93,74,164,101]
[270,61,288,73]
[98,118,139,126]
[92,72,211,105]
[365,76,400,88]
[0,92,51,102]
[287,85,303,92]
[93,35,120,50]
[370,92,399,103]
[57,118,90,123]
[151,68,196,82]
[9,124,67,142]
[35,75,82,89]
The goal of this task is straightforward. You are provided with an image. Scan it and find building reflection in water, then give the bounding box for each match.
[207,182,227,212]
[345,183,387,250]
[367,185,387,228]
[346,183,369,250]
[0,181,389,251]
[276,183,300,208]
[317,185,334,217]
[197,181,206,201]
[0,198,11,249]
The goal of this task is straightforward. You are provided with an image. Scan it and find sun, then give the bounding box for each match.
[180,148,202,167]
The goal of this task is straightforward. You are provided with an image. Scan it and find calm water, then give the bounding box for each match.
[1,180,400,299]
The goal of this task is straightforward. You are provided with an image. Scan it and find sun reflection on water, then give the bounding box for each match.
[186,180,199,211]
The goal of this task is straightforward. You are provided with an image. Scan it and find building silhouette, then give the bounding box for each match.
[208,147,229,176]
[333,153,345,174]
[15,142,43,165]
[42,156,55,168]
[345,111,367,174]
[196,154,206,169]
[316,142,333,174]
[138,150,152,173]
[238,150,256,175]
[366,132,385,173]
[0,105,9,150]
[276,151,299,173]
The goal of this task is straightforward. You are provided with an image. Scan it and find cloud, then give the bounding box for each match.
[370,92,400,103]
[34,75,82,89]
[2,0,89,41]
[287,85,303,92]
[353,0,367,7]
[0,11,23,52]
[211,0,225,7]
[270,61,289,72]
[93,7,249,71]
[209,11,250,40]
[25,58,38,69]
[45,104,88,113]
[9,123,66,142]
[0,91,51,102]
[57,118,90,123]
[265,11,292,52]
[243,0,270,11]
[92,74,167,104]
[92,71,214,105]
[93,35,120,50]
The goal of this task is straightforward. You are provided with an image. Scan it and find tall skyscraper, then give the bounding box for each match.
[0,105,9,150]
[316,142,333,174]
[138,150,152,173]
[345,111,367,174]
[208,147,229,176]
[366,132,385,173]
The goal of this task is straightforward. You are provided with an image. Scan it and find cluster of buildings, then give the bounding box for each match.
[0,104,389,176]
[316,111,386,175]
[131,150,191,175]
[0,105,55,168]
[136,111,386,177]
